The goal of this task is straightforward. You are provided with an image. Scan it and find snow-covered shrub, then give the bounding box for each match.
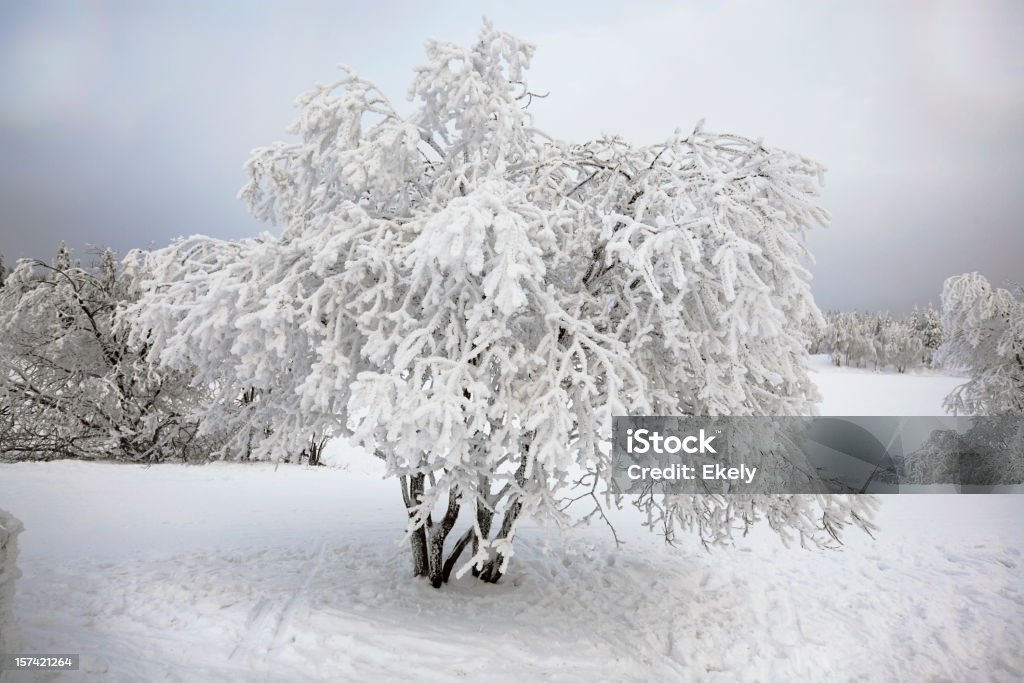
[0,245,219,461]
[128,22,874,587]
[938,273,1024,415]
[902,419,1024,486]
[0,508,22,656]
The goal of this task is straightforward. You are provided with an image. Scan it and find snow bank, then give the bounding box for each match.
[0,508,23,654]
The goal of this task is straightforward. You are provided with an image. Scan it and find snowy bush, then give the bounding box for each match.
[128,22,875,587]
[0,245,219,461]
[0,508,22,656]
[902,418,1024,486]
[938,273,1024,415]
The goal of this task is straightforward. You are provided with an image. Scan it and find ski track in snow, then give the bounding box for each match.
[0,362,1021,682]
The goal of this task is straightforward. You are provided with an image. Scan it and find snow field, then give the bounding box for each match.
[0,362,1020,681]
[807,354,967,416]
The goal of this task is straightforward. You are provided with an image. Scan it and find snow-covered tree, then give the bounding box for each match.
[937,273,1024,415]
[825,311,876,368]
[0,245,217,461]
[881,318,923,374]
[910,304,943,366]
[803,313,827,354]
[128,22,875,587]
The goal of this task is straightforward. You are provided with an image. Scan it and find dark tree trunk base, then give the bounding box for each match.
[410,525,429,577]
[475,555,505,583]
[403,440,532,588]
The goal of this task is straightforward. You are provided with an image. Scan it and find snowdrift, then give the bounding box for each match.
[0,508,23,654]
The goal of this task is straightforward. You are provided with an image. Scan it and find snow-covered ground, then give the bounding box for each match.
[0,362,1021,682]
[807,354,968,416]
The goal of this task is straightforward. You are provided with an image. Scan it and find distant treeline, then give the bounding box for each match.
[805,307,943,373]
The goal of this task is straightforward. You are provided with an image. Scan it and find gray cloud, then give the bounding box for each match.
[1,0,1021,311]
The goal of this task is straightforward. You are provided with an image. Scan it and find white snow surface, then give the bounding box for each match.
[807,353,969,416]
[0,362,1021,682]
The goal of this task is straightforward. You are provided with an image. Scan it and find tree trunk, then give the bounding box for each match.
[475,441,531,583]
[403,475,429,577]
[400,440,533,587]
[475,498,523,583]
[402,474,463,586]
[426,531,445,587]
[426,486,461,588]
[441,528,474,583]
[471,497,494,579]
[409,525,429,578]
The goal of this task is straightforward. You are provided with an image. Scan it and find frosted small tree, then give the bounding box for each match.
[866,314,887,370]
[827,311,872,367]
[0,245,216,461]
[129,22,874,587]
[824,311,847,365]
[880,318,922,374]
[804,313,828,354]
[911,304,943,366]
[937,273,1024,415]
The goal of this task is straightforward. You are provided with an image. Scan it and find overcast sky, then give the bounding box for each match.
[1,0,1021,311]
